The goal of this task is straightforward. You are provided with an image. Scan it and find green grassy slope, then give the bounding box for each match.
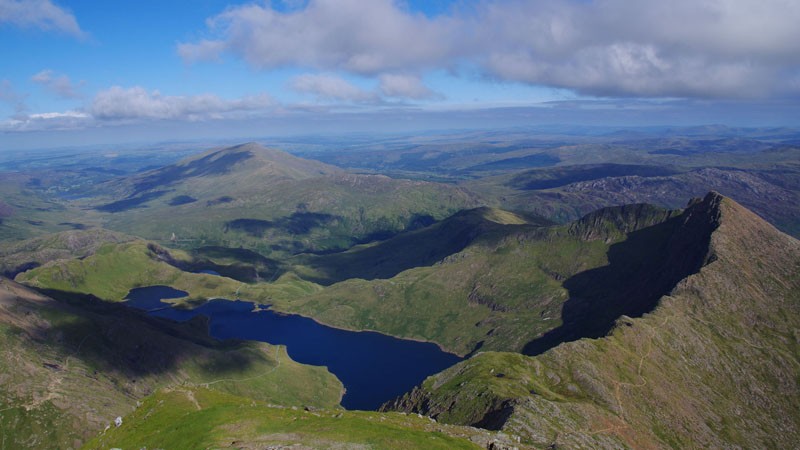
[0,228,135,278]
[385,194,800,449]
[284,202,681,355]
[14,240,321,303]
[290,207,540,285]
[0,278,342,449]
[16,201,687,357]
[82,387,522,450]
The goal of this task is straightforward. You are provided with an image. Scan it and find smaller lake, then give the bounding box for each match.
[124,286,462,410]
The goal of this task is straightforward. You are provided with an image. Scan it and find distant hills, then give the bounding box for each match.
[5,188,799,448]
[1,135,799,448]
[86,143,480,255]
[468,163,800,236]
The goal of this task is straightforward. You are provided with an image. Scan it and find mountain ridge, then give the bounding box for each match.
[384,192,800,448]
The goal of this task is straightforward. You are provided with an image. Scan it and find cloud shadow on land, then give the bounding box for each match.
[225,211,340,237]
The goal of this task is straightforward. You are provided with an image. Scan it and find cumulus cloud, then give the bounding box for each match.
[0,0,84,37]
[379,74,440,100]
[2,86,277,131]
[178,0,458,74]
[0,109,90,132]
[290,73,376,103]
[89,86,274,120]
[31,69,82,98]
[179,0,800,99]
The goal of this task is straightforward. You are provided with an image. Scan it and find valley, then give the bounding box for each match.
[1,127,799,449]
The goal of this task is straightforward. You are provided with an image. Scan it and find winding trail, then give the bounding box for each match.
[589,316,670,436]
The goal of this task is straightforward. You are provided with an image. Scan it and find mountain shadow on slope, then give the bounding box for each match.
[131,147,254,194]
[523,193,722,356]
[22,287,263,378]
[295,207,536,285]
[145,243,284,284]
[168,195,197,206]
[95,190,169,213]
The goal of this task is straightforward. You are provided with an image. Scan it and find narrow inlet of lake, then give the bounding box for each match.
[124,285,462,410]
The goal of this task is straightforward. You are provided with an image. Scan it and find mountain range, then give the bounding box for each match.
[0,139,798,449]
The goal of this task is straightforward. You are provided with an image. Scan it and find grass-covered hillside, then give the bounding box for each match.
[80,143,480,255]
[0,278,343,449]
[385,193,800,449]
[82,387,520,450]
[0,228,134,278]
[18,197,705,359]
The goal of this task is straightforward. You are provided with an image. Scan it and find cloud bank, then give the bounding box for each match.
[89,86,274,121]
[0,0,84,37]
[2,86,276,131]
[179,0,800,99]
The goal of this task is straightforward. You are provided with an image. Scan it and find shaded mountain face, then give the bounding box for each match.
[524,196,719,355]
[385,193,800,449]
[291,206,538,286]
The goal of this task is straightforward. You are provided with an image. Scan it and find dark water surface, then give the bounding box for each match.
[124,286,462,410]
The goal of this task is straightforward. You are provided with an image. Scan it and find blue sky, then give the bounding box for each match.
[1,0,799,150]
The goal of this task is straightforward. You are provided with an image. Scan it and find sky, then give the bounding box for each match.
[1,0,799,150]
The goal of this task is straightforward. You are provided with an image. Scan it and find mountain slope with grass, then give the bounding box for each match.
[16,200,701,358]
[284,201,695,356]
[82,387,523,450]
[86,143,480,255]
[385,193,800,449]
[0,278,343,449]
[0,228,134,278]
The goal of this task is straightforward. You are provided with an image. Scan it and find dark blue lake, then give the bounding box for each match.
[124,285,462,410]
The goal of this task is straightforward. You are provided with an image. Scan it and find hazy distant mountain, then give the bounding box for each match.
[88,143,480,255]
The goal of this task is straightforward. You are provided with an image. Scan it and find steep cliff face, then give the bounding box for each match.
[524,193,723,355]
[385,193,800,449]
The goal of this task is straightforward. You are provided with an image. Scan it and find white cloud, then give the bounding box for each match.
[1,109,90,132]
[27,110,88,119]
[379,74,440,100]
[178,0,458,74]
[180,0,800,99]
[89,86,274,120]
[0,0,84,37]
[290,73,376,103]
[1,86,277,131]
[31,69,82,98]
